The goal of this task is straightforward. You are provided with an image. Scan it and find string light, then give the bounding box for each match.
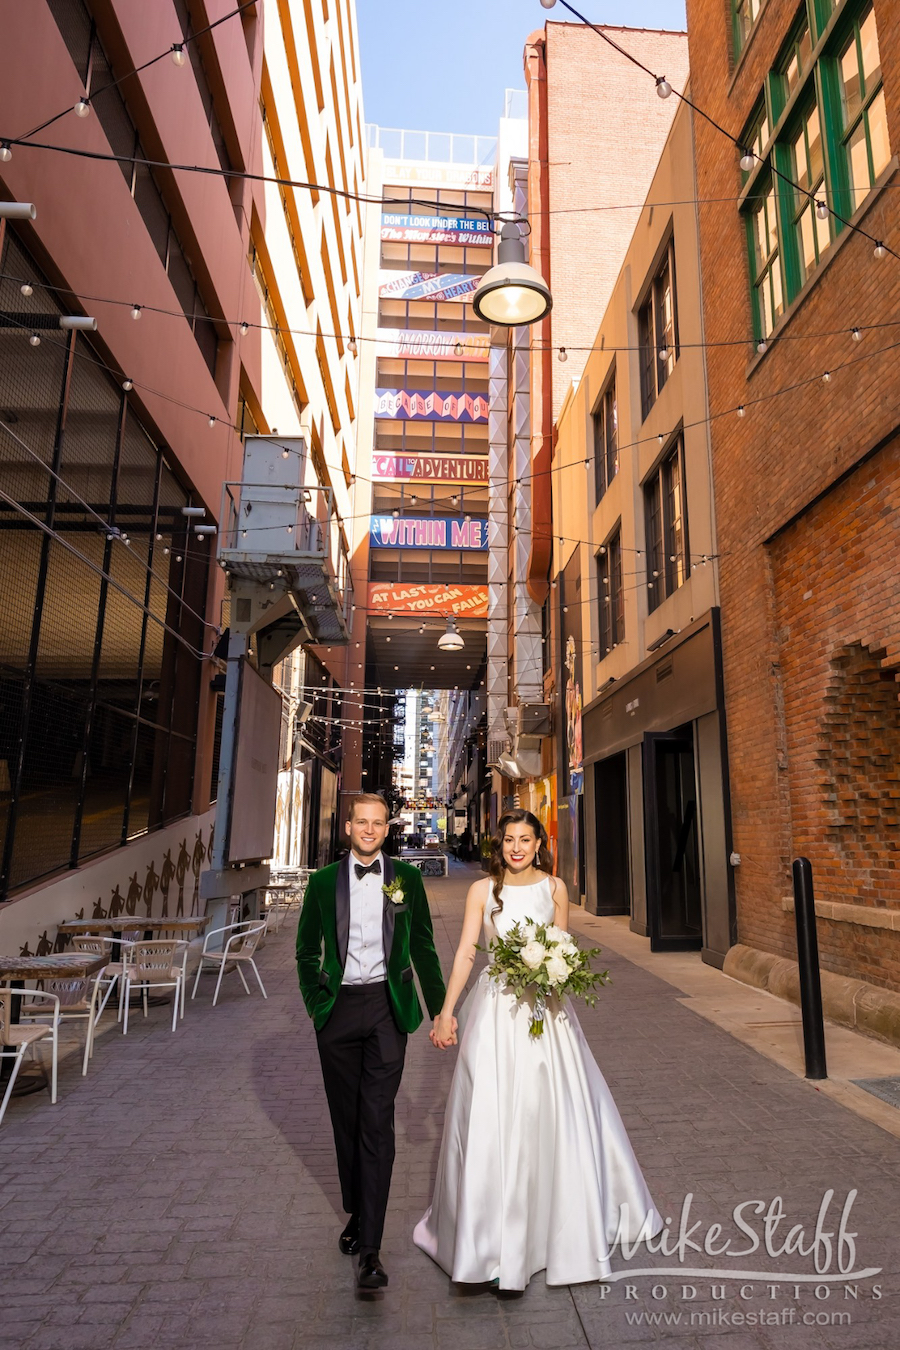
[171,43,187,66]
[756,339,768,355]
[822,371,831,382]
[558,346,568,363]
[736,404,745,417]
[815,200,829,220]
[348,337,357,355]
[208,414,216,427]
[656,77,673,99]
[0,143,11,162]
[454,341,464,356]
[131,304,142,320]
[19,282,32,297]
[851,327,862,341]
[29,332,40,347]
[739,148,755,172]
[874,242,887,259]
[122,377,133,391]
[239,321,249,336]
[73,98,91,118]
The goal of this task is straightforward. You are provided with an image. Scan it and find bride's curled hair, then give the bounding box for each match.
[489,809,553,916]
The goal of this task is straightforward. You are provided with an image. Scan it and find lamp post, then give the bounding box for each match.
[473,220,552,327]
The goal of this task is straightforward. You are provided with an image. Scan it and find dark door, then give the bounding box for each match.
[594,752,630,914]
[642,728,703,950]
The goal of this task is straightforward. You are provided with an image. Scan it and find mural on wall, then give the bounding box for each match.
[565,636,584,794]
[9,817,216,959]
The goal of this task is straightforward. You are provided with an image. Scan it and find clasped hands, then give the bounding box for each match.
[430,1013,458,1050]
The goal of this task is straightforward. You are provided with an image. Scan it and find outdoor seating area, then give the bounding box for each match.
[0,878,306,1128]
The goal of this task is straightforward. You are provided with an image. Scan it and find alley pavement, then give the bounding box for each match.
[1,860,899,1350]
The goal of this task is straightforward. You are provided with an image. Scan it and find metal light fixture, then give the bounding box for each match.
[0,201,36,220]
[472,221,552,327]
[437,621,464,652]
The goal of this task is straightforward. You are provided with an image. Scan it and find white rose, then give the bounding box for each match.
[545,955,570,986]
[559,941,579,957]
[391,889,404,904]
[521,923,537,941]
[545,924,569,944]
[521,941,547,970]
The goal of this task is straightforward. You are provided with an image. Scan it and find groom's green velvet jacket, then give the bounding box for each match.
[296,854,446,1033]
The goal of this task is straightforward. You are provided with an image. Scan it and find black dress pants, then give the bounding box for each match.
[316,982,407,1251]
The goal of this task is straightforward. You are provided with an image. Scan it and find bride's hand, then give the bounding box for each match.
[430,1013,457,1049]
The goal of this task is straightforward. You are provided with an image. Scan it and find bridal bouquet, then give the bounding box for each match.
[482,920,610,1037]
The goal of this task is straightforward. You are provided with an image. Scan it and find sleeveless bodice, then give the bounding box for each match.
[483,875,556,944]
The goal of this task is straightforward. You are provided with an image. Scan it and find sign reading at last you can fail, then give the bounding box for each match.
[368,583,488,618]
[370,516,488,550]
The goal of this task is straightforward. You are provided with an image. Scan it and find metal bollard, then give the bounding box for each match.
[791,857,828,1080]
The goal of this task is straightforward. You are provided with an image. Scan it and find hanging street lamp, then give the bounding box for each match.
[473,220,552,327]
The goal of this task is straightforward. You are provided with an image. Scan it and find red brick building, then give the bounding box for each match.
[687,0,900,1010]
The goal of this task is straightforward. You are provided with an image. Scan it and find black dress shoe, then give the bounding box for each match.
[339,1216,360,1256]
[357,1251,388,1289]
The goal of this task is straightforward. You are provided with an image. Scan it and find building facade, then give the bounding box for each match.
[554,98,734,964]
[686,0,900,1004]
[0,0,362,948]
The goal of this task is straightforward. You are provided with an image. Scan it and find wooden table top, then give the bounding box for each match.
[0,953,107,981]
[57,916,210,935]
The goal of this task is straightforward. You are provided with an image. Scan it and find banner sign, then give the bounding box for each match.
[368,582,489,617]
[373,452,488,483]
[376,329,489,362]
[381,162,494,190]
[381,214,493,247]
[378,271,479,303]
[373,389,488,424]
[370,516,488,550]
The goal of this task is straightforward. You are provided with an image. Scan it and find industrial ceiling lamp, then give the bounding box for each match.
[473,220,552,327]
[437,620,464,652]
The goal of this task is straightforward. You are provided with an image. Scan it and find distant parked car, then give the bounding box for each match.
[424,833,440,849]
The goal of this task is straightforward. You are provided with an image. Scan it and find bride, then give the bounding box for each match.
[413,808,662,1290]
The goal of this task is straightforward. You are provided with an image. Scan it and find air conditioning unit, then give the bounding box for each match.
[487,738,510,769]
[518,702,551,736]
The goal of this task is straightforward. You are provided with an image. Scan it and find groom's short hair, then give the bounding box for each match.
[347,792,390,823]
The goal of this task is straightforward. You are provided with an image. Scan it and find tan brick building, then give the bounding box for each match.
[687,0,900,1015]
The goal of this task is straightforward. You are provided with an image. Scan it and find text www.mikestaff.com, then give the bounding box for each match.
[625,1308,852,1328]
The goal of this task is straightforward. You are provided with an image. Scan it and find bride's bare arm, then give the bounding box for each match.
[431,878,489,1049]
[551,876,570,932]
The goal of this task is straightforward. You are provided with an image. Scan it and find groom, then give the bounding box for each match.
[296,792,449,1289]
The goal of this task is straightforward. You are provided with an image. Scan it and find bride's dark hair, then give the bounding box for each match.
[489,809,553,916]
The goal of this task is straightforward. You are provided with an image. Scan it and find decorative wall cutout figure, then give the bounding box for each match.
[92,896,107,920]
[143,861,159,918]
[191,831,206,916]
[109,884,124,919]
[175,839,190,917]
[19,942,32,957]
[35,931,53,956]
[159,849,175,919]
[125,874,141,917]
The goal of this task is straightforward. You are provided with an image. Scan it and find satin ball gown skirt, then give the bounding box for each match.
[414,968,663,1290]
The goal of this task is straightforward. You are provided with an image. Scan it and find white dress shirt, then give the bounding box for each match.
[342,852,387,985]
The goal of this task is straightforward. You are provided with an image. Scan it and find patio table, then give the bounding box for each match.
[1,953,107,1096]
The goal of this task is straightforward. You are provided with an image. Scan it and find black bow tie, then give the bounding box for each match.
[354,859,381,880]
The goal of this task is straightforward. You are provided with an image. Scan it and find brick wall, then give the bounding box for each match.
[686,0,900,987]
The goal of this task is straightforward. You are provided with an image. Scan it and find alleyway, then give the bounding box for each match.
[2,864,898,1349]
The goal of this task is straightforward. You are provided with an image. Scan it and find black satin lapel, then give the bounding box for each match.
[335,855,351,969]
[382,854,396,960]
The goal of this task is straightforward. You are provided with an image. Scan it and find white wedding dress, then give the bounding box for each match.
[413,877,662,1289]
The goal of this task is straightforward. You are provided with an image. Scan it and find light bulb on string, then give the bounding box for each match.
[29,332,40,347]
[20,283,32,297]
[122,377,133,391]
[171,44,186,66]
[74,97,91,117]
[558,346,568,363]
[737,404,745,418]
[815,200,829,220]
[208,414,216,427]
[822,371,831,383]
[874,242,887,259]
[239,321,249,336]
[739,148,755,172]
[756,338,767,355]
[282,447,289,459]
[131,304,142,320]
[0,143,12,163]
[658,346,668,363]
[656,76,672,98]
[454,341,464,356]
[851,327,862,341]
[348,337,357,355]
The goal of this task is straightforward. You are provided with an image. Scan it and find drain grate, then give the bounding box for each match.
[852,1077,900,1108]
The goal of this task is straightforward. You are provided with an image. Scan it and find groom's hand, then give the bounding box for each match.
[430,1013,458,1049]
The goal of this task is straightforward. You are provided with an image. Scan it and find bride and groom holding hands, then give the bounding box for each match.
[296,793,661,1292]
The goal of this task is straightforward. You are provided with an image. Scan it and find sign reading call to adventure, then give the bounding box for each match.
[368,582,489,617]
[372,452,488,483]
[369,516,488,550]
[380,214,493,247]
[378,272,480,303]
[373,390,488,424]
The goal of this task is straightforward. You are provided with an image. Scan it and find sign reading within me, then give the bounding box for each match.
[369,516,488,550]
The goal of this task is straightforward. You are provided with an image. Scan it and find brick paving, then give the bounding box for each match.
[1,860,899,1349]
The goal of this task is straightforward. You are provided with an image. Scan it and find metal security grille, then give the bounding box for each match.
[0,229,209,899]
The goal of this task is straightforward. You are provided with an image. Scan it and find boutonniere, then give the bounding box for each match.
[383,878,405,904]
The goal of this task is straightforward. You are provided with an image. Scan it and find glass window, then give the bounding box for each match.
[644,439,690,614]
[598,532,624,655]
[592,374,618,503]
[783,18,812,95]
[637,238,679,420]
[839,5,891,210]
[790,102,831,283]
[749,182,784,338]
[734,0,763,57]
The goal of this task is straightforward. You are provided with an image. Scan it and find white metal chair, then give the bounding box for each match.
[0,988,59,1123]
[191,922,268,1007]
[19,964,107,1078]
[121,940,188,1034]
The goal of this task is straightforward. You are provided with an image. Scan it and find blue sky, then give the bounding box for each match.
[356,0,688,137]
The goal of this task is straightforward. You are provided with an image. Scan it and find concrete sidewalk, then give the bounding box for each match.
[1,861,899,1349]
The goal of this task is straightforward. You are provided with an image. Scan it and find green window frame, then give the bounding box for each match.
[733,0,764,60]
[741,0,891,343]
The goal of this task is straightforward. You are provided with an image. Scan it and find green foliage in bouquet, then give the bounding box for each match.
[479,919,610,1037]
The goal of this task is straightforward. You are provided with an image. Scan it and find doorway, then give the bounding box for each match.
[642,727,702,950]
[593,752,629,914]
